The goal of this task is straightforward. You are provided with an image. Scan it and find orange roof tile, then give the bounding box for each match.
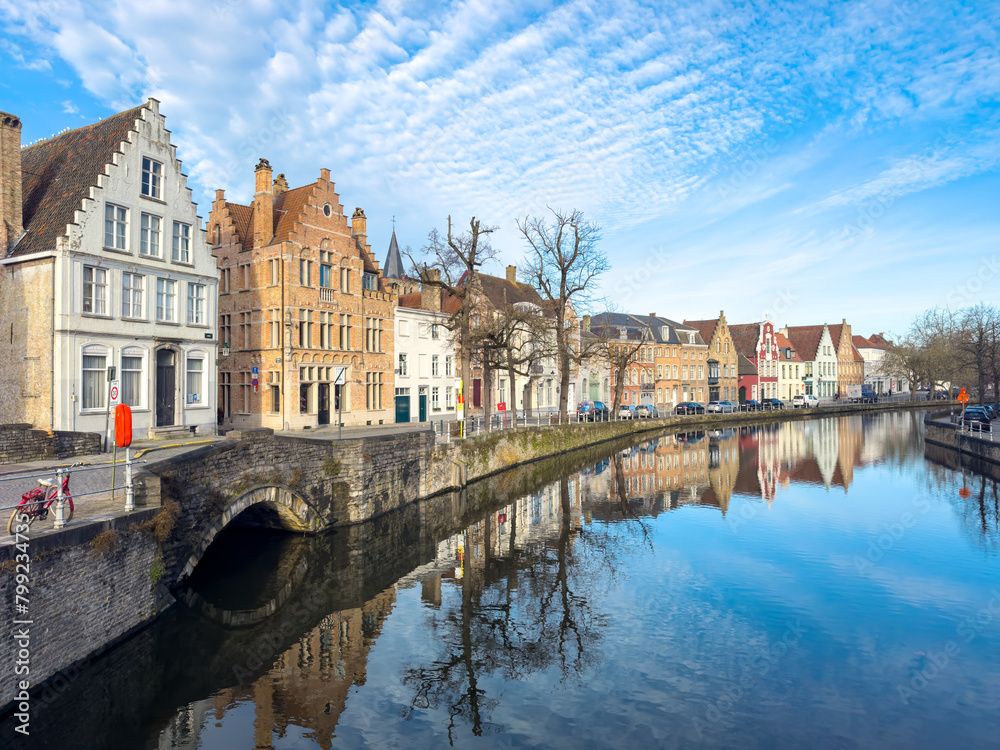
[782,325,826,361]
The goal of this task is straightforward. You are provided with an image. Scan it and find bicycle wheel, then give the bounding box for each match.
[7,504,35,536]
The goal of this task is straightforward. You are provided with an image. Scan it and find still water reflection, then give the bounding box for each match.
[13,412,1000,749]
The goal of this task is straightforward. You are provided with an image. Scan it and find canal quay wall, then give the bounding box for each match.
[0,399,946,710]
[923,418,1000,468]
[0,423,101,465]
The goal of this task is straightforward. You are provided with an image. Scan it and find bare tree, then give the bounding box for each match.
[956,304,997,402]
[519,209,609,422]
[592,323,648,413]
[406,216,498,420]
[471,303,550,426]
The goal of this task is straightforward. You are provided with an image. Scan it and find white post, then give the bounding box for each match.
[53,468,66,529]
[125,446,135,511]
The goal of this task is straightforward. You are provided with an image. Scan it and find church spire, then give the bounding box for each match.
[384,226,405,280]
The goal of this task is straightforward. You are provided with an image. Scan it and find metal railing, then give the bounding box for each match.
[0,456,147,525]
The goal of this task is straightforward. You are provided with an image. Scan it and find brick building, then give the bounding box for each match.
[684,311,739,403]
[729,319,780,402]
[828,319,864,397]
[209,160,395,430]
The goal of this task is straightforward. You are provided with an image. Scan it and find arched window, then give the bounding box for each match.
[81,344,111,410]
[121,345,147,408]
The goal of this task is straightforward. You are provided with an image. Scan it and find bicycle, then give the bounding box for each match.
[6,464,77,535]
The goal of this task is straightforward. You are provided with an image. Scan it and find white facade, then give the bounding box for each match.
[54,101,217,437]
[394,307,458,423]
[782,326,838,400]
[856,342,907,394]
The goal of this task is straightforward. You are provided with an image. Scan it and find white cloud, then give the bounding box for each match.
[61,99,78,114]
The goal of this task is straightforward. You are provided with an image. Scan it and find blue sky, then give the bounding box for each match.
[2,0,998,336]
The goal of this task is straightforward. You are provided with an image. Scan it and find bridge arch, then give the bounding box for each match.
[178,485,325,583]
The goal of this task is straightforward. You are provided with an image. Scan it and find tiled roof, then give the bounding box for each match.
[728,323,762,359]
[475,272,546,310]
[852,335,873,349]
[782,325,826,361]
[827,323,845,352]
[775,331,803,361]
[398,292,422,309]
[851,343,864,362]
[684,318,719,344]
[224,183,314,251]
[737,353,757,375]
[12,104,145,257]
[866,333,891,348]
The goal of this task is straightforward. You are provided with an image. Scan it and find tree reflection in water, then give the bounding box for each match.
[402,471,652,744]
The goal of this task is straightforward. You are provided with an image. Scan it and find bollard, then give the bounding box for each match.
[53,467,67,529]
[125,446,135,511]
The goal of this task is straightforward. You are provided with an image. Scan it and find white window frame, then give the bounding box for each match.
[104,203,128,250]
[82,265,108,316]
[187,282,206,325]
[141,156,163,199]
[120,345,146,409]
[81,344,111,411]
[172,221,191,263]
[185,351,206,406]
[140,213,162,257]
[156,278,177,322]
[122,272,144,319]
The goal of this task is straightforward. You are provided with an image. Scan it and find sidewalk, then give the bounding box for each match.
[0,435,227,543]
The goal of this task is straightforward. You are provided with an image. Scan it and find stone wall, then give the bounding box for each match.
[0,424,101,465]
[923,420,1000,466]
[0,507,165,707]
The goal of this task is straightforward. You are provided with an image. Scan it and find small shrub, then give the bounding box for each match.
[322,458,342,476]
[90,529,119,556]
[149,553,165,583]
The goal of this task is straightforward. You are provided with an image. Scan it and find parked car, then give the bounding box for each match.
[706,400,737,413]
[577,401,609,422]
[634,405,660,419]
[618,404,636,419]
[675,402,705,415]
[761,398,785,410]
[960,407,992,427]
[792,394,819,408]
[741,400,762,411]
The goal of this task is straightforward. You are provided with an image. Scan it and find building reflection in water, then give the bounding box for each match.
[155,411,944,747]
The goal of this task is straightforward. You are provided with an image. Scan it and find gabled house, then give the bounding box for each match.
[780,324,839,400]
[827,319,863,397]
[728,319,779,402]
[0,100,218,438]
[208,159,395,429]
[775,331,805,401]
[685,311,739,403]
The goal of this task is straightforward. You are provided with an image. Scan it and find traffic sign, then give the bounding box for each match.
[252,366,258,374]
[333,366,347,385]
[109,379,121,407]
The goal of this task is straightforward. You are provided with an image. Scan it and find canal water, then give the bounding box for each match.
[9,411,1000,749]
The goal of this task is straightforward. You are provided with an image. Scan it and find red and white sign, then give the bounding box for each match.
[497,402,506,411]
[109,380,121,407]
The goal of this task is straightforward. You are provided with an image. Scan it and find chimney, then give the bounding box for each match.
[351,207,367,243]
[506,265,516,284]
[0,111,23,253]
[272,173,288,198]
[422,269,441,312]
[649,312,656,319]
[253,158,273,247]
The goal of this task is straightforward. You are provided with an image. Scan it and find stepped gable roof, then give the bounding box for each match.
[728,323,762,359]
[737,353,757,375]
[827,323,846,350]
[684,318,719,344]
[383,229,405,279]
[12,104,145,258]
[782,325,826,361]
[224,183,313,251]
